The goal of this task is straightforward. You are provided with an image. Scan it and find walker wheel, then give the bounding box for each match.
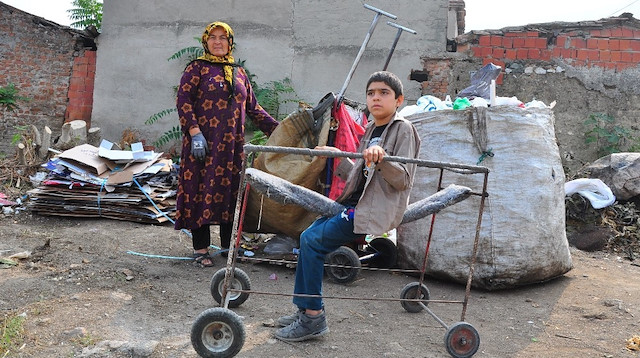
[191,307,245,358]
[210,268,251,308]
[399,282,430,313]
[325,246,361,284]
[444,322,480,358]
[365,237,397,268]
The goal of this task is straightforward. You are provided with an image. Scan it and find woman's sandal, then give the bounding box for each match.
[193,252,214,267]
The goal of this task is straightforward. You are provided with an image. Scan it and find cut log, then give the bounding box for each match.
[30,124,41,148]
[40,126,51,158]
[58,120,87,150]
[17,143,26,165]
[87,127,102,147]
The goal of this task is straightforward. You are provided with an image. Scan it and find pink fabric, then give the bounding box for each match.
[328,103,367,200]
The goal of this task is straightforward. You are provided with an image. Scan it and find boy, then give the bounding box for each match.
[275,71,421,342]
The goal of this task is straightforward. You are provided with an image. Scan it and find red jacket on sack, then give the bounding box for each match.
[328,103,367,200]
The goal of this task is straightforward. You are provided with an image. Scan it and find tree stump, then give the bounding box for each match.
[57,120,87,150]
[87,127,102,147]
[17,143,26,165]
[40,126,52,158]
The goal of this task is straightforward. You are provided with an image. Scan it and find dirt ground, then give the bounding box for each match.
[2,211,640,358]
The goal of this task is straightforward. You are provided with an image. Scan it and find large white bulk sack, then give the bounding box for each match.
[398,106,572,290]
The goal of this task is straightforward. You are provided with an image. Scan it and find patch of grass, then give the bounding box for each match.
[0,312,26,356]
[71,333,99,347]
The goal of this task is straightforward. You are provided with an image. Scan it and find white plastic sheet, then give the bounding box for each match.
[565,178,615,209]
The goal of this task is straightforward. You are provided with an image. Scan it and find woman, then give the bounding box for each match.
[175,21,279,267]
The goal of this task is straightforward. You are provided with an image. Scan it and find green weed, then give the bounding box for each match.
[0,312,26,356]
[584,113,636,157]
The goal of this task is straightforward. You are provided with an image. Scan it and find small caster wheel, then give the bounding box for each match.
[191,307,245,358]
[444,322,480,358]
[399,282,430,313]
[325,246,361,284]
[365,237,397,268]
[210,267,251,308]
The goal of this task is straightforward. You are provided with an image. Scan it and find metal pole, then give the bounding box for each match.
[336,4,397,105]
[383,21,417,71]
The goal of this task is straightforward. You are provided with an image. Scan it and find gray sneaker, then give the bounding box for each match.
[275,311,329,342]
[277,309,304,327]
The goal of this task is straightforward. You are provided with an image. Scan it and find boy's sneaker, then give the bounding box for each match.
[275,311,329,342]
[277,309,304,327]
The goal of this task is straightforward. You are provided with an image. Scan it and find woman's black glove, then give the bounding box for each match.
[191,132,209,162]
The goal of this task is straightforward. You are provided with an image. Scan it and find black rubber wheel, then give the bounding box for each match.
[399,282,430,313]
[444,322,480,358]
[325,246,361,284]
[365,237,397,268]
[191,307,245,358]
[210,268,251,308]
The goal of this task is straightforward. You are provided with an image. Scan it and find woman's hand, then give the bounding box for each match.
[191,132,209,162]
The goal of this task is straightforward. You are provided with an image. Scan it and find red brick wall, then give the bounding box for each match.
[0,3,96,153]
[66,50,96,126]
[459,24,640,84]
[420,20,640,97]
[421,58,452,99]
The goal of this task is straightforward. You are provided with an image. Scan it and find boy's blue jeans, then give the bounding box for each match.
[293,208,359,310]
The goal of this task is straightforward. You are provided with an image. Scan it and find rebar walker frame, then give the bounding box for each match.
[220,144,489,324]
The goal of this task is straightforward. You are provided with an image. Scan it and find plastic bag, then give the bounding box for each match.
[452,97,471,110]
[457,63,502,100]
[565,178,616,209]
[263,234,298,255]
[399,105,420,117]
[416,95,447,111]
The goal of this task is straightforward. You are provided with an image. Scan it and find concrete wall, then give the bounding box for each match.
[91,0,449,146]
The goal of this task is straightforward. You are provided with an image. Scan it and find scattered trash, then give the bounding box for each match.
[0,192,17,206]
[494,96,524,108]
[8,251,31,260]
[452,97,471,110]
[0,257,18,268]
[565,178,616,209]
[269,273,277,280]
[457,62,502,100]
[243,250,255,257]
[626,335,640,351]
[29,172,48,187]
[263,234,298,255]
[27,143,177,224]
[262,319,276,327]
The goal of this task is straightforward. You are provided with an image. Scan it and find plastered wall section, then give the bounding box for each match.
[91,0,449,144]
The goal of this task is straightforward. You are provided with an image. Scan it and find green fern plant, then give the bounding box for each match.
[584,113,633,157]
[0,83,30,112]
[167,42,203,62]
[254,78,298,121]
[145,108,177,126]
[153,126,182,148]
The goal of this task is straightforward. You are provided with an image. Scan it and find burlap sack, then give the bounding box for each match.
[242,94,333,239]
[398,106,572,290]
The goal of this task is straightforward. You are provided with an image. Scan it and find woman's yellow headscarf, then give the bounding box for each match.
[198,21,235,87]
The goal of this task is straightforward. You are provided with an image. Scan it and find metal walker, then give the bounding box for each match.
[190,144,489,358]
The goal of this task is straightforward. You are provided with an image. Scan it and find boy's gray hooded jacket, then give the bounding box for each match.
[336,113,421,235]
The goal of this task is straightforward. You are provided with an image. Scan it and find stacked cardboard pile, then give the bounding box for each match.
[28,140,177,224]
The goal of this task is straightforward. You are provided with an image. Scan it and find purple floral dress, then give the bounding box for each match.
[174,59,278,230]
